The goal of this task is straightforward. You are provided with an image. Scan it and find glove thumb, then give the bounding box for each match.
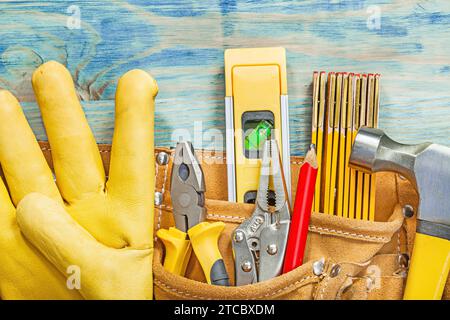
[16,193,153,300]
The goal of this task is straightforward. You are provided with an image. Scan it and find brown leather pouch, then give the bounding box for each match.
[38,143,449,300]
[150,146,450,300]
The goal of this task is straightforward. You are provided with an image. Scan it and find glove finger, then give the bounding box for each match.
[32,61,105,204]
[0,174,14,214]
[16,192,153,300]
[106,69,157,202]
[0,90,62,206]
[16,192,103,298]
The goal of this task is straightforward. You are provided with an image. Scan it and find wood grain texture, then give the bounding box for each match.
[1,0,449,155]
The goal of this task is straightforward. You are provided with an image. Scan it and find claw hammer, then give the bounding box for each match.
[349,127,450,300]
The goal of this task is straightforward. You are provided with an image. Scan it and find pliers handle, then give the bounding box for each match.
[157,142,230,286]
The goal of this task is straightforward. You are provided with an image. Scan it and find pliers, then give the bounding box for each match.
[157,141,230,286]
[232,139,291,285]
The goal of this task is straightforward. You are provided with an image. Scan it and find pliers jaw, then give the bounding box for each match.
[232,139,291,285]
[258,205,290,282]
[171,141,206,232]
[256,140,288,213]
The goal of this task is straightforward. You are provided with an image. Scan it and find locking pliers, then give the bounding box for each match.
[232,139,291,285]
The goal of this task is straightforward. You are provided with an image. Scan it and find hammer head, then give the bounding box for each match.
[349,127,450,227]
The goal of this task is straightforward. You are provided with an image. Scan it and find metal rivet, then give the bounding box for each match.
[234,231,244,243]
[313,258,325,276]
[241,261,252,273]
[154,191,163,206]
[330,264,341,278]
[179,192,191,207]
[157,152,169,165]
[267,244,278,255]
[403,205,414,218]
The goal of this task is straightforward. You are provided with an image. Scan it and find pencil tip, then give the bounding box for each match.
[305,146,318,168]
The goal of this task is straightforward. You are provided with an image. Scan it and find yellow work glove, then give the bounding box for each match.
[0,61,157,299]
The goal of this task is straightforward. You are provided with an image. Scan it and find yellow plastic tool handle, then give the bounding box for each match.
[188,221,230,286]
[156,227,192,276]
[404,232,450,300]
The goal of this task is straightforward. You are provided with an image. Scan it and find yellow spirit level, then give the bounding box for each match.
[224,47,291,203]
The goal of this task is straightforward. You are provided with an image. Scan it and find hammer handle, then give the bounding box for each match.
[404,232,450,300]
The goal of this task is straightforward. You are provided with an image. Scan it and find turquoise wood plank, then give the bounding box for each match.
[1,0,450,155]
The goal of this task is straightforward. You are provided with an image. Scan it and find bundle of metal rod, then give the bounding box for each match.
[311,71,380,220]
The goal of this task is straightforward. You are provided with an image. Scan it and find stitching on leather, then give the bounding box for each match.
[154,275,317,300]
[161,162,169,195]
[41,146,113,154]
[41,146,304,164]
[207,213,245,222]
[41,146,162,157]
[257,275,316,299]
[155,162,160,188]
[156,205,246,223]
[309,225,389,242]
[155,279,207,300]
[395,174,401,206]
[154,163,161,241]
[156,163,169,232]
[153,206,243,222]
[152,207,390,240]
[153,204,247,222]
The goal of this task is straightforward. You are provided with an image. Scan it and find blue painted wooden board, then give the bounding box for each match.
[1,0,449,155]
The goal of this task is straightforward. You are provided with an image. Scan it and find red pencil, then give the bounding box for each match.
[283,145,318,273]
